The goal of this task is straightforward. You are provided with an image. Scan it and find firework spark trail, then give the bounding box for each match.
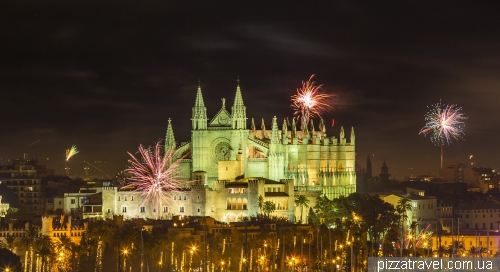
[27,140,40,147]
[125,141,188,220]
[419,101,467,145]
[65,145,79,161]
[84,161,112,179]
[291,75,332,130]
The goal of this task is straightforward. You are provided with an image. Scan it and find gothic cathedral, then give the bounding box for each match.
[172,83,356,199]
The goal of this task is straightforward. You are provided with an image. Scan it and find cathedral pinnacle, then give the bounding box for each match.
[231,82,247,129]
[350,126,355,144]
[192,85,207,130]
[271,116,280,145]
[165,118,176,150]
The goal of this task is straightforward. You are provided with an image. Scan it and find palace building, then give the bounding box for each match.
[102,83,356,222]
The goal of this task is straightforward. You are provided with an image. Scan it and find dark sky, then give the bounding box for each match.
[1,1,499,180]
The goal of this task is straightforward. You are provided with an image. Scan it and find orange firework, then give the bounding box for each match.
[291,75,332,130]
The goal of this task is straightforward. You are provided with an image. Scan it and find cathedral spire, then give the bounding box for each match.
[282,118,288,143]
[319,118,326,135]
[340,126,345,140]
[350,126,355,144]
[271,116,280,145]
[291,118,297,139]
[165,118,176,150]
[191,85,207,130]
[310,119,315,138]
[261,118,266,139]
[231,82,247,129]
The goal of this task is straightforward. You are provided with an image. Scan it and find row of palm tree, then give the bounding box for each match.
[0,193,433,271]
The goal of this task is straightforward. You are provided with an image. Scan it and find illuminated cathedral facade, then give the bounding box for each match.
[103,84,356,222]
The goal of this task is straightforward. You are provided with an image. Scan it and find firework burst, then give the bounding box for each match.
[419,101,467,145]
[65,145,79,161]
[291,75,332,130]
[125,141,187,219]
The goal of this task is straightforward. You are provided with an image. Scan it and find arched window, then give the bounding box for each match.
[243,198,248,210]
[232,198,237,210]
[237,199,242,210]
[227,199,231,210]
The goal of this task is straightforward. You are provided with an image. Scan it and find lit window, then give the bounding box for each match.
[122,207,127,213]
[141,207,145,213]
[180,207,185,213]
[163,207,169,213]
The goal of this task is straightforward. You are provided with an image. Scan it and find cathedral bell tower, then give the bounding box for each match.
[191,84,209,174]
[192,85,208,130]
[231,82,247,130]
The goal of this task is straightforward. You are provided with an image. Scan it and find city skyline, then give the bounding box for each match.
[1,2,499,179]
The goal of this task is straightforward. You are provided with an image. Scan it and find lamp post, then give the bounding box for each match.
[190,246,197,271]
[221,260,225,272]
[140,228,145,272]
[122,249,129,272]
[408,233,416,257]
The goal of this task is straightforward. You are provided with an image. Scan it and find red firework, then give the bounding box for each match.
[125,141,187,219]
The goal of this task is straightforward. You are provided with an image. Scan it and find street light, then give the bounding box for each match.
[122,248,129,272]
[190,246,197,271]
[347,241,354,272]
[140,228,145,272]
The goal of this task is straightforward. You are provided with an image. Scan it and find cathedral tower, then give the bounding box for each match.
[165,118,176,150]
[191,85,209,174]
[231,83,247,130]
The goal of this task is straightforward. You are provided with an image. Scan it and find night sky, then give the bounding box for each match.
[1,1,499,180]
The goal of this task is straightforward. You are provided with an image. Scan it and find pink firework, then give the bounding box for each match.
[125,141,187,219]
[419,101,467,145]
[291,75,332,130]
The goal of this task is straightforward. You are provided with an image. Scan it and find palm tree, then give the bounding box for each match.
[34,235,54,272]
[87,221,111,272]
[20,226,39,272]
[262,201,276,218]
[151,238,171,272]
[258,195,264,214]
[294,195,310,223]
[57,236,73,272]
[2,234,18,253]
[396,198,411,257]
